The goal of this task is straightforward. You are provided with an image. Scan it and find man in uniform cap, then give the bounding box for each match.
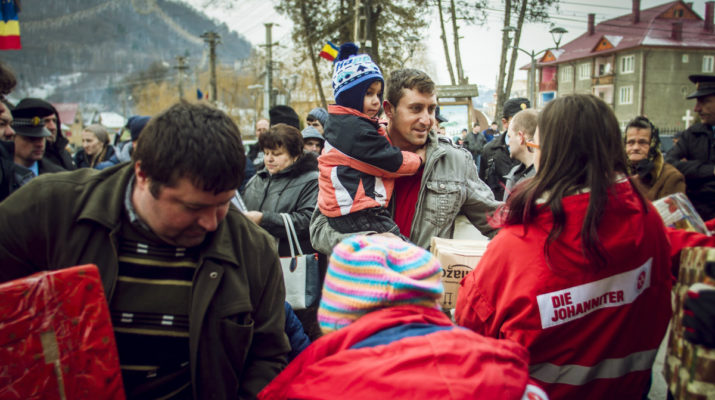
[0,115,64,201]
[12,98,75,170]
[480,97,530,200]
[665,74,715,220]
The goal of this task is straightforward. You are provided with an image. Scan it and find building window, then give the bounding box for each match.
[682,54,689,63]
[619,86,633,105]
[703,55,714,73]
[560,66,573,82]
[620,55,635,74]
[578,62,591,80]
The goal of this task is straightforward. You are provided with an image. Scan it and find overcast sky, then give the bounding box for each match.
[184,0,712,88]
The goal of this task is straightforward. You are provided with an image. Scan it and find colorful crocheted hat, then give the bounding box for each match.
[318,235,443,334]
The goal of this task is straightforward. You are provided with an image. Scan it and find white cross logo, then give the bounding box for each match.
[682,109,695,128]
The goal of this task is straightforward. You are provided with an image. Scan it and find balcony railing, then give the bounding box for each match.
[591,74,614,86]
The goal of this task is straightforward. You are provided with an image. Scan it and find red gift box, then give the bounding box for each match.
[0,264,125,399]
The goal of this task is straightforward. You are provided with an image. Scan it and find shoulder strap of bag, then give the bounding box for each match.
[280,213,297,258]
[281,213,305,256]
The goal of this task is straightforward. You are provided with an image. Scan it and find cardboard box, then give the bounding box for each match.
[0,265,125,399]
[431,237,489,309]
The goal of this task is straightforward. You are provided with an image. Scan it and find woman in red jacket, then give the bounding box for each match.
[456,94,673,399]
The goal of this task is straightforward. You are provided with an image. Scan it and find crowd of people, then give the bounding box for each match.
[0,41,714,400]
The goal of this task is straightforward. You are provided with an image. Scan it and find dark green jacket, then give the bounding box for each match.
[0,164,289,399]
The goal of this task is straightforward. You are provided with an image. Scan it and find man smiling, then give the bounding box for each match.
[310,68,500,252]
[0,102,289,399]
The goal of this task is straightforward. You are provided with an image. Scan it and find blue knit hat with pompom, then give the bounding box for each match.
[332,43,384,114]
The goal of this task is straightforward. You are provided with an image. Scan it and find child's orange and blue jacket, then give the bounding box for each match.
[318,105,422,218]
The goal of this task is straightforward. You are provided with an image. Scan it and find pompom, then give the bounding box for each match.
[336,42,359,61]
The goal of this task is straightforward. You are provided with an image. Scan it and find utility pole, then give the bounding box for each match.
[174,55,189,100]
[354,0,366,46]
[363,0,373,58]
[201,31,220,104]
[263,23,275,118]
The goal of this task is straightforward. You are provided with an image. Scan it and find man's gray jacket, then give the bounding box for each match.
[310,132,501,253]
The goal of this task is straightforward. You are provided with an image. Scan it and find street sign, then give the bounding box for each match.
[436,84,479,98]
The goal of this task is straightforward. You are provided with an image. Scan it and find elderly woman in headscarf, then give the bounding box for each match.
[74,124,115,169]
[624,116,685,201]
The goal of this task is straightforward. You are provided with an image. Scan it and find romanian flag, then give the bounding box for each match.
[319,41,338,62]
[0,0,20,50]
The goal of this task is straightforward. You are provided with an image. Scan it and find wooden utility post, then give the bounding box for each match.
[353,0,362,44]
[174,55,189,100]
[201,31,220,104]
[263,23,274,117]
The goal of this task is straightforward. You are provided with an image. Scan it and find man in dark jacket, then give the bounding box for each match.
[463,121,486,170]
[0,114,64,201]
[0,102,289,399]
[480,97,530,200]
[666,74,715,220]
[12,98,75,170]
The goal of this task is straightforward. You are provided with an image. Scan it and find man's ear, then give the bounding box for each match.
[383,100,394,119]
[518,130,526,144]
[134,161,148,186]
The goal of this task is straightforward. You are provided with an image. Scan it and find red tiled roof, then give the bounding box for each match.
[539,1,715,67]
[52,103,79,125]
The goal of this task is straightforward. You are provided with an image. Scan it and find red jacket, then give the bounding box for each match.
[259,305,548,400]
[318,105,421,217]
[456,180,672,399]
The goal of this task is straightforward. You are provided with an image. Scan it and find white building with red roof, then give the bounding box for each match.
[534,0,715,131]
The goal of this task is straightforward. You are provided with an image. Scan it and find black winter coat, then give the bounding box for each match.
[74,146,116,169]
[45,132,76,170]
[243,152,319,257]
[479,132,517,201]
[665,122,715,220]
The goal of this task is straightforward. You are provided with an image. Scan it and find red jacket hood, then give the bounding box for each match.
[259,305,534,400]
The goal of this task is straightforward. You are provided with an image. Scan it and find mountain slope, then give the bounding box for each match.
[1,0,251,109]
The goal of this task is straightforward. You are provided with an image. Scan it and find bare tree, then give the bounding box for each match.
[434,0,486,86]
[494,0,559,120]
[437,0,457,85]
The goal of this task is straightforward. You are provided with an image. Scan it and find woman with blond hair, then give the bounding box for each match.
[456,94,672,399]
[74,124,115,168]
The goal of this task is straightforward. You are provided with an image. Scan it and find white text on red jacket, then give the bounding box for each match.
[536,258,652,329]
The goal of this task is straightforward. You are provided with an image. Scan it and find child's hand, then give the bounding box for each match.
[415,146,427,165]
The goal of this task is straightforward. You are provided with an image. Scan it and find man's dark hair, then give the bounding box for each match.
[386,69,435,108]
[503,94,635,269]
[0,61,16,98]
[473,121,480,128]
[259,123,303,158]
[133,101,245,197]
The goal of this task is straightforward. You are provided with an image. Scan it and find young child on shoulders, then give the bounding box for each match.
[318,43,425,240]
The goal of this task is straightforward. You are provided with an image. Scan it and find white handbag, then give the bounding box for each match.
[279,213,320,310]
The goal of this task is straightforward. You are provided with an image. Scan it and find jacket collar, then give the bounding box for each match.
[76,164,240,266]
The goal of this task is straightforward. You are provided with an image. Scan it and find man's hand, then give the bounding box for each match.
[415,146,427,165]
[244,211,263,225]
[683,283,715,348]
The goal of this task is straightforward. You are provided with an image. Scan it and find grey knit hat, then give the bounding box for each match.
[307,107,328,127]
